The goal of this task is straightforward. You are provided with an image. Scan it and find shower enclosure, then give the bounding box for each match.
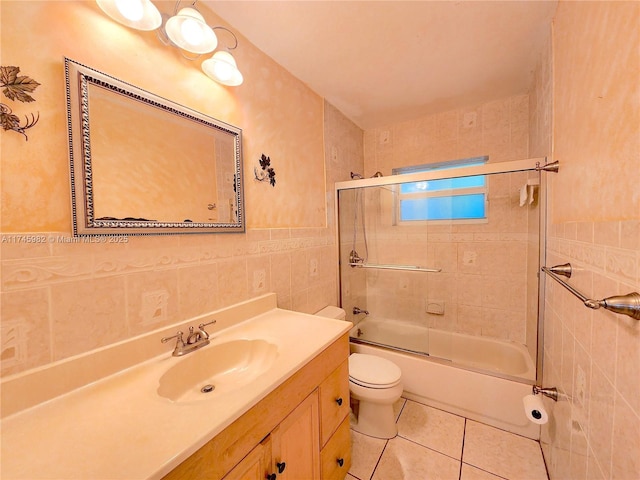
[337,158,548,386]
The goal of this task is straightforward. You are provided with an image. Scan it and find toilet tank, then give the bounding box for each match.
[315,306,346,320]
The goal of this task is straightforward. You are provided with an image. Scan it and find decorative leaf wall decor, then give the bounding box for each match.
[1,66,40,102]
[0,66,40,140]
[254,153,276,187]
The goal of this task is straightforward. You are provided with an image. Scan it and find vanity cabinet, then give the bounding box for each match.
[163,334,350,480]
[224,393,319,480]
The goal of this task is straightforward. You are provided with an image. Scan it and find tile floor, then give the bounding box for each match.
[347,398,549,480]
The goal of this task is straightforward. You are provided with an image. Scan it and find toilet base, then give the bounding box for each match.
[350,399,398,439]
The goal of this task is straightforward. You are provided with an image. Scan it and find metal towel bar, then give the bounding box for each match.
[348,250,441,272]
[542,263,640,320]
[349,262,442,273]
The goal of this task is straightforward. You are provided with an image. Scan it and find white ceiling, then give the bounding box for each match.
[205,1,558,129]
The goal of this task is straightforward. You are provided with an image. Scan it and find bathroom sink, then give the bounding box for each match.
[157,339,278,403]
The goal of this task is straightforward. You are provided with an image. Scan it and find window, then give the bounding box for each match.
[393,156,488,224]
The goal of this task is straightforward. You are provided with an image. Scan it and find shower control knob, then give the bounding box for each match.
[335,397,343,406]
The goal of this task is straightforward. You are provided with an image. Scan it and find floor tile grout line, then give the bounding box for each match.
[404,397,538,445]
[396,398,467,462]
[364,398,403,480]
[403,396,467,421]
[461,461,511,480]
[396,397,408,421]
[458,418,467,480]
[368,439,389,480]
[466,415,542,442]
[539,440,552,480]
[395,433,465,463]
[462,420,550,480]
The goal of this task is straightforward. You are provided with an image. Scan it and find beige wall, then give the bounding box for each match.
[540,2,640,479]
[0,1,364,377]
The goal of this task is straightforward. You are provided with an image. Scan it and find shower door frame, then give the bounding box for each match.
[334,157,548,386]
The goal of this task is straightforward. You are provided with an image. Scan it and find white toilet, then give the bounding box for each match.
[315,306,403,439]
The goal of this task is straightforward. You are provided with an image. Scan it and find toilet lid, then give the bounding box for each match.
[349,353,401,387]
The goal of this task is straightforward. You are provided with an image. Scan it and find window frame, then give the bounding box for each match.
[392,156,489,226]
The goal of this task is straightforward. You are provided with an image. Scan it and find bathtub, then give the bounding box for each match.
[349,317,540,439]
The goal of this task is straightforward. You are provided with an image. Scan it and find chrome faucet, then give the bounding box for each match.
[161,320,216,356]
[353,307,369,316]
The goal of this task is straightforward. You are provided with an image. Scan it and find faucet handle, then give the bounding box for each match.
[161,331,188,356]
[198,319,217,340]
[161,331,184,344]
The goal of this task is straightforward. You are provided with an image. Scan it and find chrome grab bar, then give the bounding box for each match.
[349,262,441,273]
[542,264,640,320]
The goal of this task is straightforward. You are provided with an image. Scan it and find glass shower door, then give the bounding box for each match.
[337,159,542,383]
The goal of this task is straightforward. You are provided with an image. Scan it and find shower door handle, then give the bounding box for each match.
[349,262,441,273]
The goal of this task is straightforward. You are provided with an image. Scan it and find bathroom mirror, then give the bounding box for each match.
[64,58,244,235]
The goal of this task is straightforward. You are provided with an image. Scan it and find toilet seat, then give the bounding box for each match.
[349,353,402,389]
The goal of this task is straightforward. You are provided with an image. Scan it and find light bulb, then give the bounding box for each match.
[202,51,243,86]
[164,7,217,54]
[180,17,204,46]
[96,0,162,30]
[213,61,234,82]
[115,0,143,21]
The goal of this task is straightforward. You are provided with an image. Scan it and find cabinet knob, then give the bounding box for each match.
[335,397,343,406]
[266,474,276,480]
[337,458,345,467]
[276,462,286,474]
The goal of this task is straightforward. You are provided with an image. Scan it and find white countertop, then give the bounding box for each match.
[1,306,351,480]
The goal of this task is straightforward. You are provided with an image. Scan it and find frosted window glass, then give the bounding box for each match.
[400,194,486,221]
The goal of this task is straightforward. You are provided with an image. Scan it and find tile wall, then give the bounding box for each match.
[542,220,640,479]
[537,2,640,479]
[343,169,538,348]
[351,94,539,350]
[363,94,530,177]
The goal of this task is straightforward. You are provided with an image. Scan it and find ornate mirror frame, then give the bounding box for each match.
[64,57,245,236]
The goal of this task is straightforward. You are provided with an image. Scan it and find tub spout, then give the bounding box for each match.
[353,307,369,316]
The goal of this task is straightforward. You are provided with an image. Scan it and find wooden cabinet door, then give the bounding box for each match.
[272,392,320,480]
[223,436,272,480]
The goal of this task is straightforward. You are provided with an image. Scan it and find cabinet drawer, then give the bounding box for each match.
[320,416,351,480]
[319,360,350,446]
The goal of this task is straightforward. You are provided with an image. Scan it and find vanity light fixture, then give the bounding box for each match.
[96,0,243,86]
